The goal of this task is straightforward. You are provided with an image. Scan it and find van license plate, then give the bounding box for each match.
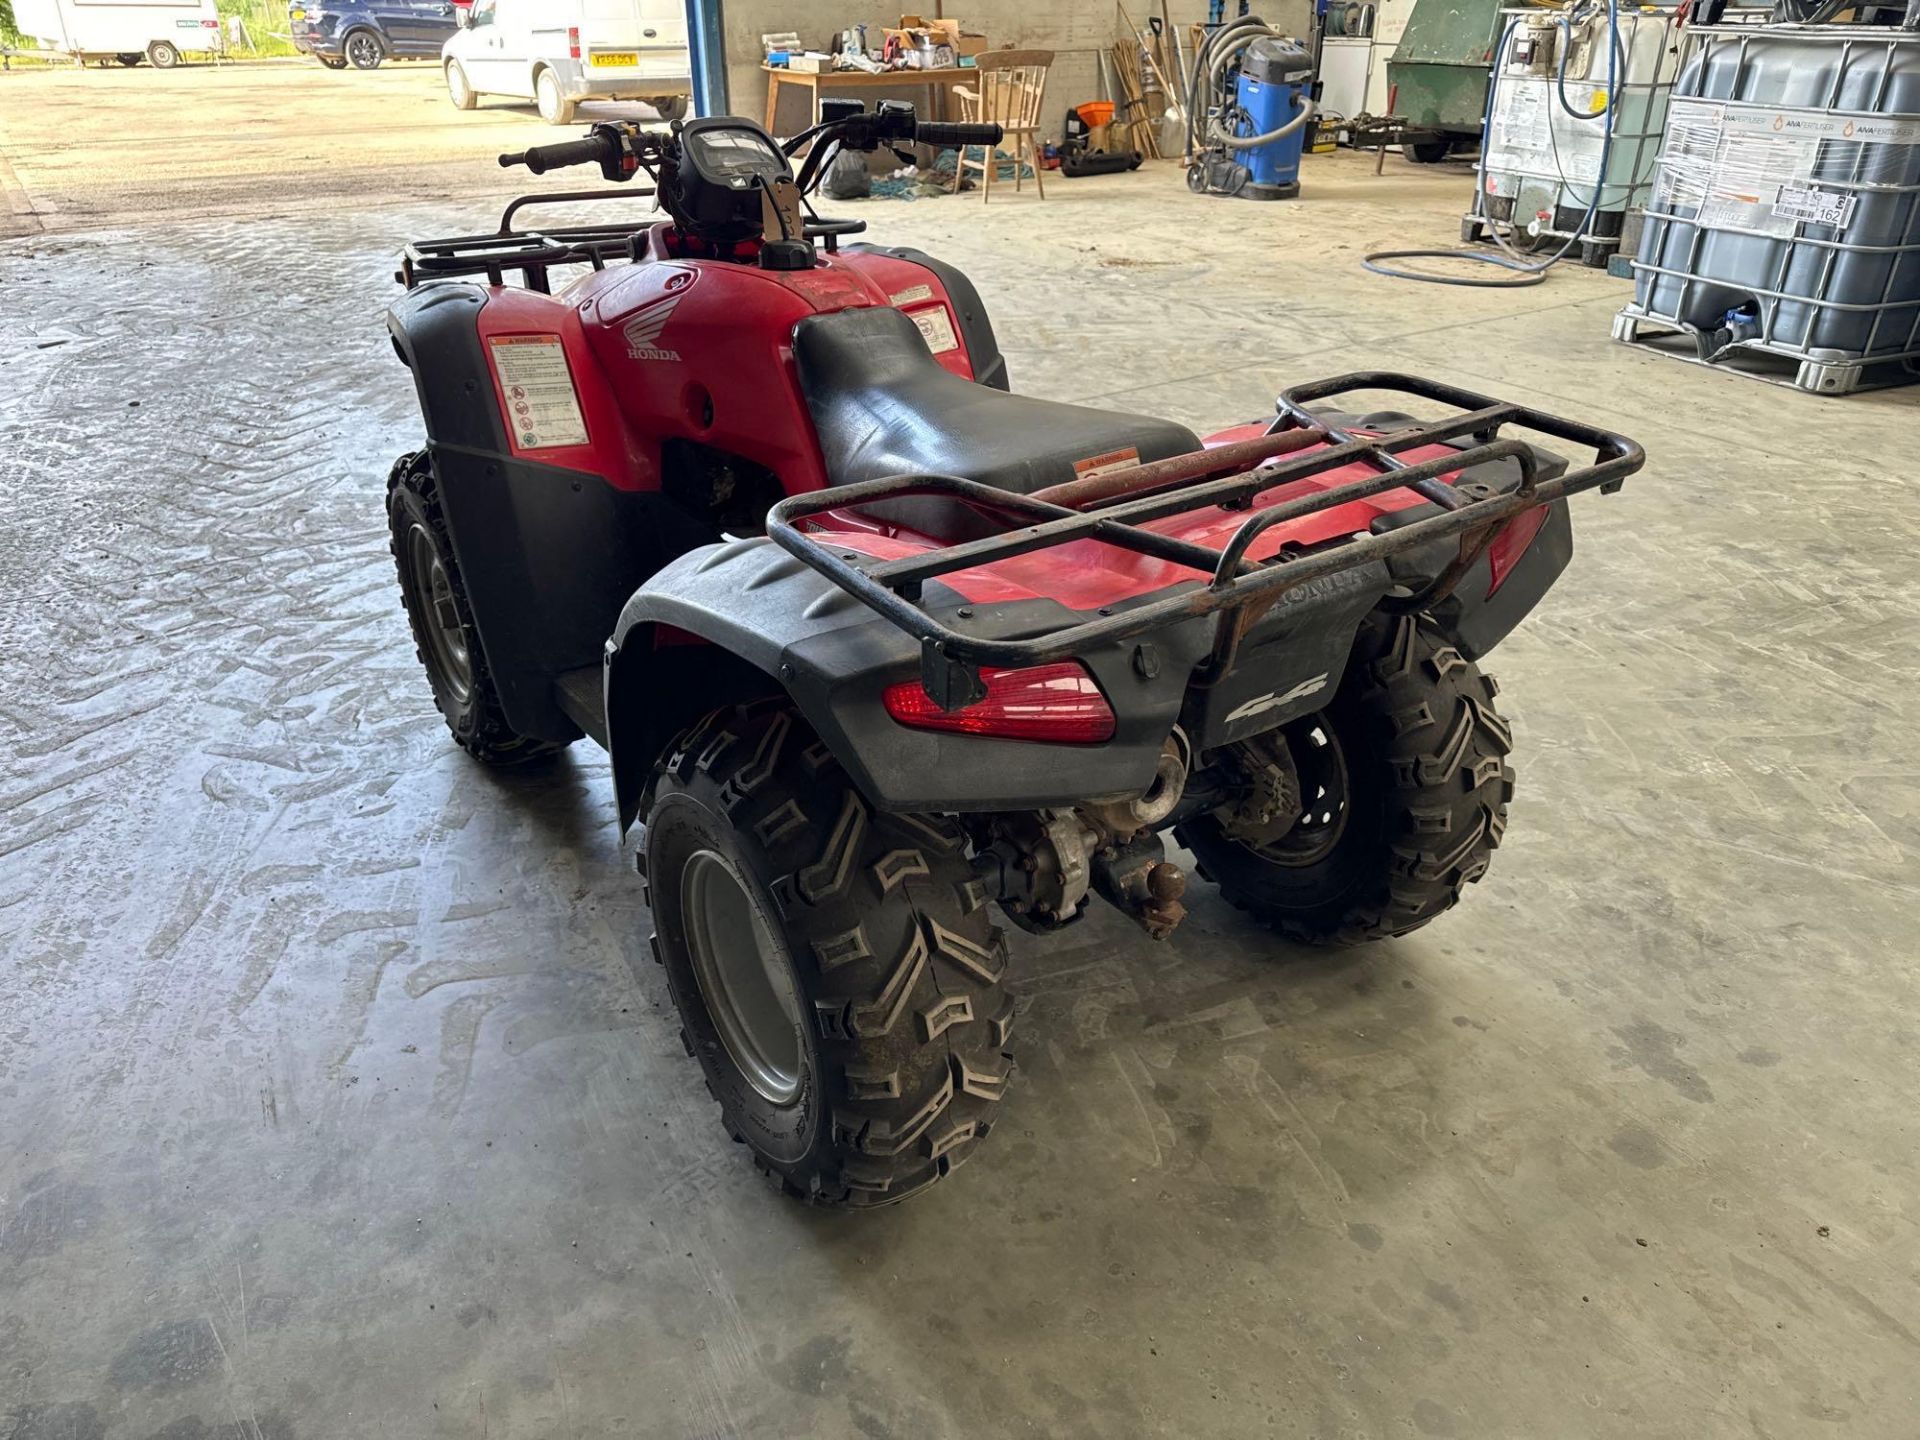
[590,52,638,68]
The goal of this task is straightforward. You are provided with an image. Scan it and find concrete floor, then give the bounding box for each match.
[4,62,1920,1440]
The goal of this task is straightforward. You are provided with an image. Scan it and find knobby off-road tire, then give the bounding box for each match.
[1178,612,1514,945]
[387,451,566,767]
[645,702,1015,1207]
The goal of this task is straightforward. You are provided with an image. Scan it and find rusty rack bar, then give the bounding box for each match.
[766,372,1643,710]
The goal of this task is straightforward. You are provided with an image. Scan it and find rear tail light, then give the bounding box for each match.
[568,26,581,59]
[1487,503,1549,596]
[882,662,1115,744]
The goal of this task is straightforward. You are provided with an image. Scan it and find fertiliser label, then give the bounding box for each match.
[1484,79,1607,186]
[488,335,589,450]
[1659,99,1915,238]
[1711,104,1920,148]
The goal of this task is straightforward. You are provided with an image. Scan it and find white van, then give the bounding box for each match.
[10,0,220,67]
[441,0,691,125]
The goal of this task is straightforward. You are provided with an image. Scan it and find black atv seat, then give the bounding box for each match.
[793,306,1201,539]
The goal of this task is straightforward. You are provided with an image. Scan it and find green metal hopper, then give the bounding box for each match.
[1386,0,1505,157]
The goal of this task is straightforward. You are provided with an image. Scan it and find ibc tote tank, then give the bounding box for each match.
[1613,22,1920,395]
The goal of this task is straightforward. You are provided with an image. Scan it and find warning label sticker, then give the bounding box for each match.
[890,283,936,306]
[488,335,588,450]
[1072,447,1140,479]
[908,305,961,355]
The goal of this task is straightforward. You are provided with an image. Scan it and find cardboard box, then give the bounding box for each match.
[886,16,983,66]
[897,16,980,45]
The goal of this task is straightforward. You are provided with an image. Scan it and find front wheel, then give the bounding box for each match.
[1407,139,1453,164]
[116,52,143,66]
[646,702,1015,1207]
[446,60,477,109]
[318,55,349,70]
[534,67,576,125]
[145,40,181,68]
[343,29,384,69]
[644,95,688,122]
[1178,613,1513,945]
[387,452,567,766]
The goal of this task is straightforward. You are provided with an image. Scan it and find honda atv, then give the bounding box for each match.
[383,101,1643,1207]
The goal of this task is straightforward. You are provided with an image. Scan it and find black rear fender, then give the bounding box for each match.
[605,537,1213,829]
[1180,563,1391,751]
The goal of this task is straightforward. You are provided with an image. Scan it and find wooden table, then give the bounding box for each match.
[762,63,969,138]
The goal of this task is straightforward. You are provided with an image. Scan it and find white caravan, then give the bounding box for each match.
[10,0,221,67]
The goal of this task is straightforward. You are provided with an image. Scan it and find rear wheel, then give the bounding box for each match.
[1178,613,1513,944]
[534,67,576,125]
[387,451,566,766]
[446,60,477,110]
[343,29,384,70]
[645,702,1014,1207]
[145,40,181,68]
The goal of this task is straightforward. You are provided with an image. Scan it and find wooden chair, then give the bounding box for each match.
[951,49,1054,202]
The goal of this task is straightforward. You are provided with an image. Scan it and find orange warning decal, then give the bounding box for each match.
[1072,447,1141,479]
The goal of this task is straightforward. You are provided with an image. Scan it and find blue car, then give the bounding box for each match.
[289,0,468,70]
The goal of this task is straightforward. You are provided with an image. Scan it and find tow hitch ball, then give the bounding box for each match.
[971,732,1191,941]
[973,827,1189,940]
[1093,837,1189,941]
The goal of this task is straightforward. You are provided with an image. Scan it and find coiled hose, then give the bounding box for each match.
[1361,0,1620,287]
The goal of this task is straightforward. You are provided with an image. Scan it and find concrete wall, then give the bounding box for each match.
[717,0,1313,143]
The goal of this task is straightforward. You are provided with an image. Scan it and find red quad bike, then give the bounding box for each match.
[384,102,1644,1207]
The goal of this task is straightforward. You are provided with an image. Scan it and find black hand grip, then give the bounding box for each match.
[499,135,612,175]
[914,122,1004,148]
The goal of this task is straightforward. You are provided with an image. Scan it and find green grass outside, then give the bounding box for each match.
[219,0,300,57]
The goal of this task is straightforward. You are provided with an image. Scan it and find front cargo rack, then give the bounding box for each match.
[399,189,662,292]
[766,373,1644,710]
[397,189,872,291]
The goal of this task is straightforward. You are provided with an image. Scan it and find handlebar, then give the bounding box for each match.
[914,121,1004,148]
[499,133,616,175]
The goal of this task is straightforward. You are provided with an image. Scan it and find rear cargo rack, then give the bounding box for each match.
[766,373,1643,710]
